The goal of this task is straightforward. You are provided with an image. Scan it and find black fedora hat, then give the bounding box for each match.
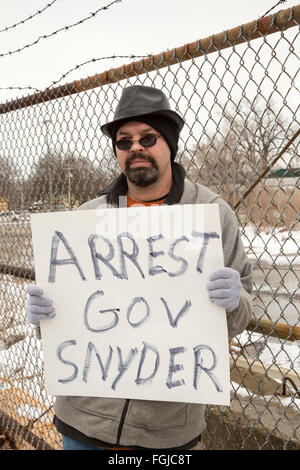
[101,85,185,138]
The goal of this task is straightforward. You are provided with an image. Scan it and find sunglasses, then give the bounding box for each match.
[115,133,161,151]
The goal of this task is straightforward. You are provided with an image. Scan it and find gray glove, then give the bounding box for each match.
[26,285,55,326]
[207,267,241,312]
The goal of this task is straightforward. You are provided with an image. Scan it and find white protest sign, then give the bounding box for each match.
[31,204,230,405]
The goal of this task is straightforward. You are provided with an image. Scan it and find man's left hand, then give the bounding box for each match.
[207,267,241,312]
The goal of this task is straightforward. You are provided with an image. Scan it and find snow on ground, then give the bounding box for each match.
[230,381,300,415]
[236,330,300,370]
[239,227,300,371]
[241,226,300,266]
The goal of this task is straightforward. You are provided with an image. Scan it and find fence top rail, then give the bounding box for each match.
[0,3,299,115]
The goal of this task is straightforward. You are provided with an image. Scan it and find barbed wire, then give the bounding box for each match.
[259,0,287,18]
[44,53,152,90]
[0,53,152,96]
[0,0,59,34]
[0,0,291,97]
[0,0,122,59]
[0,86,41,94]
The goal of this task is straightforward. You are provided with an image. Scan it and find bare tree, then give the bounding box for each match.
[0,157,19,209]
[25,151,111,210]
[181,99,296,208]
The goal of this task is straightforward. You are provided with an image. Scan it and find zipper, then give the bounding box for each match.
[116,399,130,445]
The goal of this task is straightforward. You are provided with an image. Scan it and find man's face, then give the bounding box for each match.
[115,121,171,187]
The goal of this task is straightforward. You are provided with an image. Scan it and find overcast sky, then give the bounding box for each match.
[0,0,298,101]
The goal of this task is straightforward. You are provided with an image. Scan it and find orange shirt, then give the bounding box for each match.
[126,195,166,207]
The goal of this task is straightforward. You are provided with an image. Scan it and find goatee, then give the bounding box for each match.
[125,153,159,187]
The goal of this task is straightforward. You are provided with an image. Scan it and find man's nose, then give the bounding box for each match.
[130,139,145,152]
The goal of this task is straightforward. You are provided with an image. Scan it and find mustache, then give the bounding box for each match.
[125,153,158,169]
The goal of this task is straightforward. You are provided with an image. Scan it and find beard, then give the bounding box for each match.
[124,153,159,187]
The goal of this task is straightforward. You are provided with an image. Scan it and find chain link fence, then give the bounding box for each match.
[0,4,299,450]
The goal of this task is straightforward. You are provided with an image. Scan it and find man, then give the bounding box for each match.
[27,85,252,450]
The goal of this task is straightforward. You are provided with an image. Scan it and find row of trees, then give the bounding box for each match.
[1,150,119,211]
[180,101,298,208]
[1,100,298,212]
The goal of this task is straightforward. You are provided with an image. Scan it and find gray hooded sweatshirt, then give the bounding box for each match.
[53,175,253,449]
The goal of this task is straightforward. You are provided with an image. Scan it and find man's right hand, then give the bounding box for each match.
[26,285,55,327]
